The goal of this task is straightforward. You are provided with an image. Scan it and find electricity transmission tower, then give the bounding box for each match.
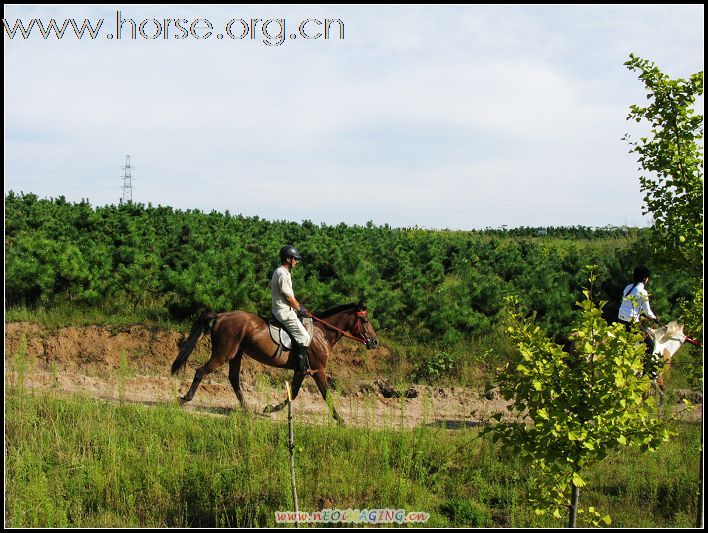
[121,155,134,203]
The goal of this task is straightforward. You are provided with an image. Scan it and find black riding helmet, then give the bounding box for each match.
[280,245,302,262]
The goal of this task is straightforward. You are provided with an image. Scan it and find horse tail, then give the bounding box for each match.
[171,312,218,375]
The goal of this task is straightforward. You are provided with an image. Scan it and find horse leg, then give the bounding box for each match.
[655,375,666,408]
[180,357,223,404]
[263,371,306,414]
[312,371,344,425]
[228,352,247,411]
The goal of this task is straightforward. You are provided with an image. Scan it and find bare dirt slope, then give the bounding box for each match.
[5,322,700,427]
[5,322,512,429]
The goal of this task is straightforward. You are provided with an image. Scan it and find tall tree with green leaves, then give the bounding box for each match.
[624,54,704,341]
[624,54,703,280]
[624,54,704,528]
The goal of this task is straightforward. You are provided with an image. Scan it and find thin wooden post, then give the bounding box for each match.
[286,381,299,527]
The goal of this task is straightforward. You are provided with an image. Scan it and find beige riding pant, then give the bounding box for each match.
[273,308,311,347]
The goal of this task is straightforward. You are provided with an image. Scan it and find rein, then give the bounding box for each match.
[684,336,703,347]
[305,310,369,345]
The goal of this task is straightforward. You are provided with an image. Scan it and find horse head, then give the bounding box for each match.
[649,321,686,361]
[351,303,379,349]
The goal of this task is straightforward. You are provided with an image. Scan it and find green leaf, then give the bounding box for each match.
[572,472,586,487]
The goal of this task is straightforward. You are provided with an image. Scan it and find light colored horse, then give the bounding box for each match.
[560,321,690,405]
[645,321,687,404]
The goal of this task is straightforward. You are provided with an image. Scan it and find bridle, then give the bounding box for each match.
[351,311,376,347]
[305,309,377,348]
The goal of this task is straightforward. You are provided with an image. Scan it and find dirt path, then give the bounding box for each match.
[5,322,701,427]
[8,368,509,429]
[5,322,512,428]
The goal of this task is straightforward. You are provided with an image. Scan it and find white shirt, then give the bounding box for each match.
[271,265,294,314]
[618,282,656,322]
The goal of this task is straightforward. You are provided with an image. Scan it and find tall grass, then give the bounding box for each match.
[5,308,702,527]
[5,388,701,528]
[5,301,183,331]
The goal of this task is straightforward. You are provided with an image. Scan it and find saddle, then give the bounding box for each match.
[268,315,313,356]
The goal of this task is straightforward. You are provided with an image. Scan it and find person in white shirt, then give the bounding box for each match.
[618,265,659,374]
[271,245,316,375]
[618,265,658,325]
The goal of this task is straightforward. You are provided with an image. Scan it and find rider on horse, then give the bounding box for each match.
[271,245,316,375]
[618,265,660,376]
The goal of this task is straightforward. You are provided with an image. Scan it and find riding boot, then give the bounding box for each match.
[295,344,318,375]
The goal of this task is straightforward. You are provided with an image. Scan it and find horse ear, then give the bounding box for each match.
[357,299,367,311]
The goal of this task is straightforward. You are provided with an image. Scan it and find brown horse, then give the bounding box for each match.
[170,302,379,423]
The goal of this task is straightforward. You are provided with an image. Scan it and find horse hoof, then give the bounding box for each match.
[179,396,190,405]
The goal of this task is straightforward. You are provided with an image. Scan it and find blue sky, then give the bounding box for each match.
[3,5,704,229]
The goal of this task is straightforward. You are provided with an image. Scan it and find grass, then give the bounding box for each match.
[381,330,531,391]
[5,307,703,527]
[5,302,184,331]
[5,385,701,528]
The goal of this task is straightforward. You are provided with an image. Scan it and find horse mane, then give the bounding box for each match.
[315,302,365,319]
[664,321,682,336]
[650,320,684,343]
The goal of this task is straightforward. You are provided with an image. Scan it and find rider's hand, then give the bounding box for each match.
[297,307,309,318]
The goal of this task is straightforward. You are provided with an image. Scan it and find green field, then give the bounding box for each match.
[5,385,701,528]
